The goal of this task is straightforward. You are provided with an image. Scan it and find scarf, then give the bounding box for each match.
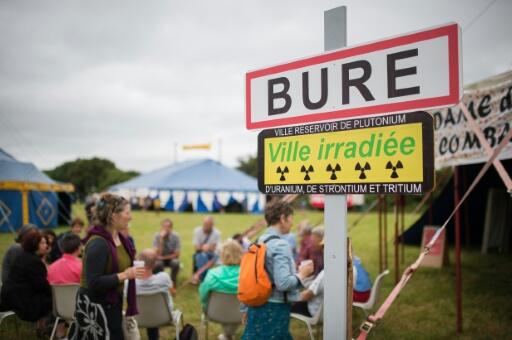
[84,225,138,316]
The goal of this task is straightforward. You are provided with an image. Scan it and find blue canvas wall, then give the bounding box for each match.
[0,190,22,232]
[29,191,58,228]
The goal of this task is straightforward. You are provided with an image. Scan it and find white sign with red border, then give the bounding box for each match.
[246,23,462,130]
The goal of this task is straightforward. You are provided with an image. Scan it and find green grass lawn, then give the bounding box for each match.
[1,205,511,339]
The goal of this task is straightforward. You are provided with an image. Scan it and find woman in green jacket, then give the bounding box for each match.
[199,239,243,340]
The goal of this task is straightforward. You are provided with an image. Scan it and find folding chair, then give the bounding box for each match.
[353,269,390,315]
[135,292,183,340]
[0,311,15,325]
[201,292,242,340]
[291,304,323,340]
[50,284,80,340]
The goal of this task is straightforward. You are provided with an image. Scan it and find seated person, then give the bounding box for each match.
[298,226,324,276]
[47,230,82,340]
[291,258,372,317]
[231,233,250,251]
[48,233,83,284]
[199,240,243,340]
[1,224,37,285]
[134,248,175,340]
[192,216,221,282]
[291,270,324,317]
[1,229,52,329]
[42,229,57,264]
[353,256,372,303]
[297,220,313,263]
[48,218,84,263]
[153,218,181,284]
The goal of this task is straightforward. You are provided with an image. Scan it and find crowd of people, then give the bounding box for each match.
[0,193,372,340]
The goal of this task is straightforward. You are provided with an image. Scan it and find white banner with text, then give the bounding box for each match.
[432,72,512,169]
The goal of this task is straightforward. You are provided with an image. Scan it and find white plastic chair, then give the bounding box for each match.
[353,269,390,314]
[134,292,183,340]
[0,280,17,334]
[290,304,323,340]
[201,292,242,340]
[50,284,80,340]
[0,311,16,326]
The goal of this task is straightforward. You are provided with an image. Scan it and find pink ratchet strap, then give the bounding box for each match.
[356,127,512,340]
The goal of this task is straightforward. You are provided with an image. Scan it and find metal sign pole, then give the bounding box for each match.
[323,6,347,340]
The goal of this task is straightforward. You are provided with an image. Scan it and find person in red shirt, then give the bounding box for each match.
[297,220,313,264]
[47,233,82,284]
[298,226,324,276]
[47,233,83,338]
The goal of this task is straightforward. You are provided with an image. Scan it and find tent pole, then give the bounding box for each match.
[462,167,471,247]
[384,195,388,270]
[378,195,383,273]
[394,196,399,284]
[22,189,29,225]
[453,166,463,335]
[428,192,433,225]
[401,195,405,264]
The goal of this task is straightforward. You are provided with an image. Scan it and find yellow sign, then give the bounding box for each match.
[257,112,434,195]
[183,143,211,150]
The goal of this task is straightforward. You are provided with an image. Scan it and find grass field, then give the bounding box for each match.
[1,205,511,339]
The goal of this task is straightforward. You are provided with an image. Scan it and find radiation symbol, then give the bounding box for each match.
[276,166,289,181]
[355,162,371,179]
[386,160,404,178]
[326,163,341,180]
[300,165,314,181]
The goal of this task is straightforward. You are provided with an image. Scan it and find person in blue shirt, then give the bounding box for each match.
[353,256,372,302]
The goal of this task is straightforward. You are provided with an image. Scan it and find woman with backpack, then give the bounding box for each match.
[70,193,144,340]
[241,200,314,339]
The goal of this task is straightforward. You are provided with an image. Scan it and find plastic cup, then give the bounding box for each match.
[133,260,145,279]
[300,259,313,268]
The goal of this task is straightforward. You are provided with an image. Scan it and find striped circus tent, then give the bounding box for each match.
[109,159,264,213]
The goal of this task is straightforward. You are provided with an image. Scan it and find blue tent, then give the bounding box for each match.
[110,159,263,213]
[0,149,74,232]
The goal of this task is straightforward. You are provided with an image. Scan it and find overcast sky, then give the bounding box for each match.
[0,0,510,173]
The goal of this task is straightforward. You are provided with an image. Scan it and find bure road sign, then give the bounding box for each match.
[257,111,434,195]
[246,23,461,130]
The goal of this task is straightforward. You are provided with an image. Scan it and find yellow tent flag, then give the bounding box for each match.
[182,143,211,150]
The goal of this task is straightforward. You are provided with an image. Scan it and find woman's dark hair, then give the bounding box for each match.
[92,193,129,227]
[264,200,293,226]
[21,229,44,254]
[232,233,244,246]
[61,233,81,254]
[15,223,37,243]
[42,229,57,245]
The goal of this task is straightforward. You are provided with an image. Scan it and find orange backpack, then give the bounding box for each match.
[237,235,280,306]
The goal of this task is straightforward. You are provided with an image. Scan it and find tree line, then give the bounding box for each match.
[45,157,139,200]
